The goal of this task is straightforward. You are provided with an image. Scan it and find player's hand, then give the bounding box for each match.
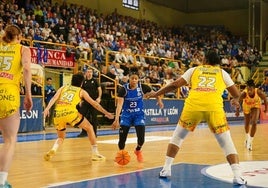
[235,110,240,117]
[230,98,240,109]
[23,94,33,112]
[145,91,157,99]
[111,120,119,130]
[105,112,114,119]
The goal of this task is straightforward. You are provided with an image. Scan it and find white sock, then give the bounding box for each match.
[245,133,250,140]
[163,156,174,170]
[231,163,242,178]
[52,143,59,151]
[92,145,98,153]
[249,136,254,142]
[0,172,8,185]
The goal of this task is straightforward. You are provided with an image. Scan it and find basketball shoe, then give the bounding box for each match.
[0,182,12,188]
[233,177,247,185]
[134,150,143,162]
[159,168,171,178]
[44,149,56,161]
[244,139,247,148]
[246,140,252,151]
[92,152,106,161]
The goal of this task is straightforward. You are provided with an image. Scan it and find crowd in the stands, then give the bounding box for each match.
[0,0,263,97]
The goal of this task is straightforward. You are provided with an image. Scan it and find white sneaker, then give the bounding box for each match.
[246,140,252,151]
[44,149,56,161]
[233,177,247,185]
[159,169,171,178]
[244,139,247,148]
[92,153,106,161]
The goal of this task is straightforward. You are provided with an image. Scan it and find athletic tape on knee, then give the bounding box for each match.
[170,126,189,147]
[215,131,237,156]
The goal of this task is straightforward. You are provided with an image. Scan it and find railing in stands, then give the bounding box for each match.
[252,67,260,85]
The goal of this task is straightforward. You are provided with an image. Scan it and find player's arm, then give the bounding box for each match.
[80,89,113,118]
[146,68,193,99]
[153,77,187,98]
[21,46,33,112]
[234,91,246,116]
[112,86,126,129]
[221,69,241,111]
[257,88,268,112]
[142,84,164,109]
[112,97,124,129]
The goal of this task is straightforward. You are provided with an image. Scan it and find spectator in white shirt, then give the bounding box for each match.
[79,37,90,59]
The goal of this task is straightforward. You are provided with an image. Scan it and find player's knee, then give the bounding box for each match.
[170,126,189,147]
[215,131,237,156]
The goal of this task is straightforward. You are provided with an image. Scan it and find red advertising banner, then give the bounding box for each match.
[30,47,75,68]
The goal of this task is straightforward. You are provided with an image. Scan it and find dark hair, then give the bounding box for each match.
[246,79,255,87]
[2,24,21,43]
[129,67,139,76]
[46,77,52,81]
[71,72,84,87]
[205,50,220,65]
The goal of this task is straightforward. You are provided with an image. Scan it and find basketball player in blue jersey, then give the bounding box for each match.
[112,67,164,162]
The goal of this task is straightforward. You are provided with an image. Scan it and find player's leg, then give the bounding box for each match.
[44,128,66,161]
[215,131,247,185]
[78,117,105,161]
[159,125,189,177]
[134,125,145,162]
[242,103,251,148]
[159,109,198,178]
[118,125,131,150]
[0,112,20,187]
[243,113,251,148]
[211,110,246,185]
[247,108,260,150]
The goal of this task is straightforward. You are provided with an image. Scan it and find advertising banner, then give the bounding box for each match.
[144,99,243,125]
[144,99,183,125]
[30,47,75,68]
[17,99,243,132]
[19,96,43,133]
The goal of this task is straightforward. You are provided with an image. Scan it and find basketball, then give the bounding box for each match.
[115,150,131,166]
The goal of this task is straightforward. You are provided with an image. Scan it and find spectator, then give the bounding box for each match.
[79,37,90,59]
[232,68,245,85]
[45,77,56,127]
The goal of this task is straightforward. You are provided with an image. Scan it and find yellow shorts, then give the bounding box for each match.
[54,107,83,130]
[179,109,229,134]
[242,103,260,114]
[0,84,20,118]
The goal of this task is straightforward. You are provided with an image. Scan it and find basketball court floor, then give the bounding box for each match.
[1,122,268,188]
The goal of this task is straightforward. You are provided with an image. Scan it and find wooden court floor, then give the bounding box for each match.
[4,122,268,188]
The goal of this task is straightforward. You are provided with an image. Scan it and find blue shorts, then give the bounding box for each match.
[120,112,145,126]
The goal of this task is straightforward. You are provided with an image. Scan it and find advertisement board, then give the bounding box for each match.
[19,96,43,133]
[18,98,243,132]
